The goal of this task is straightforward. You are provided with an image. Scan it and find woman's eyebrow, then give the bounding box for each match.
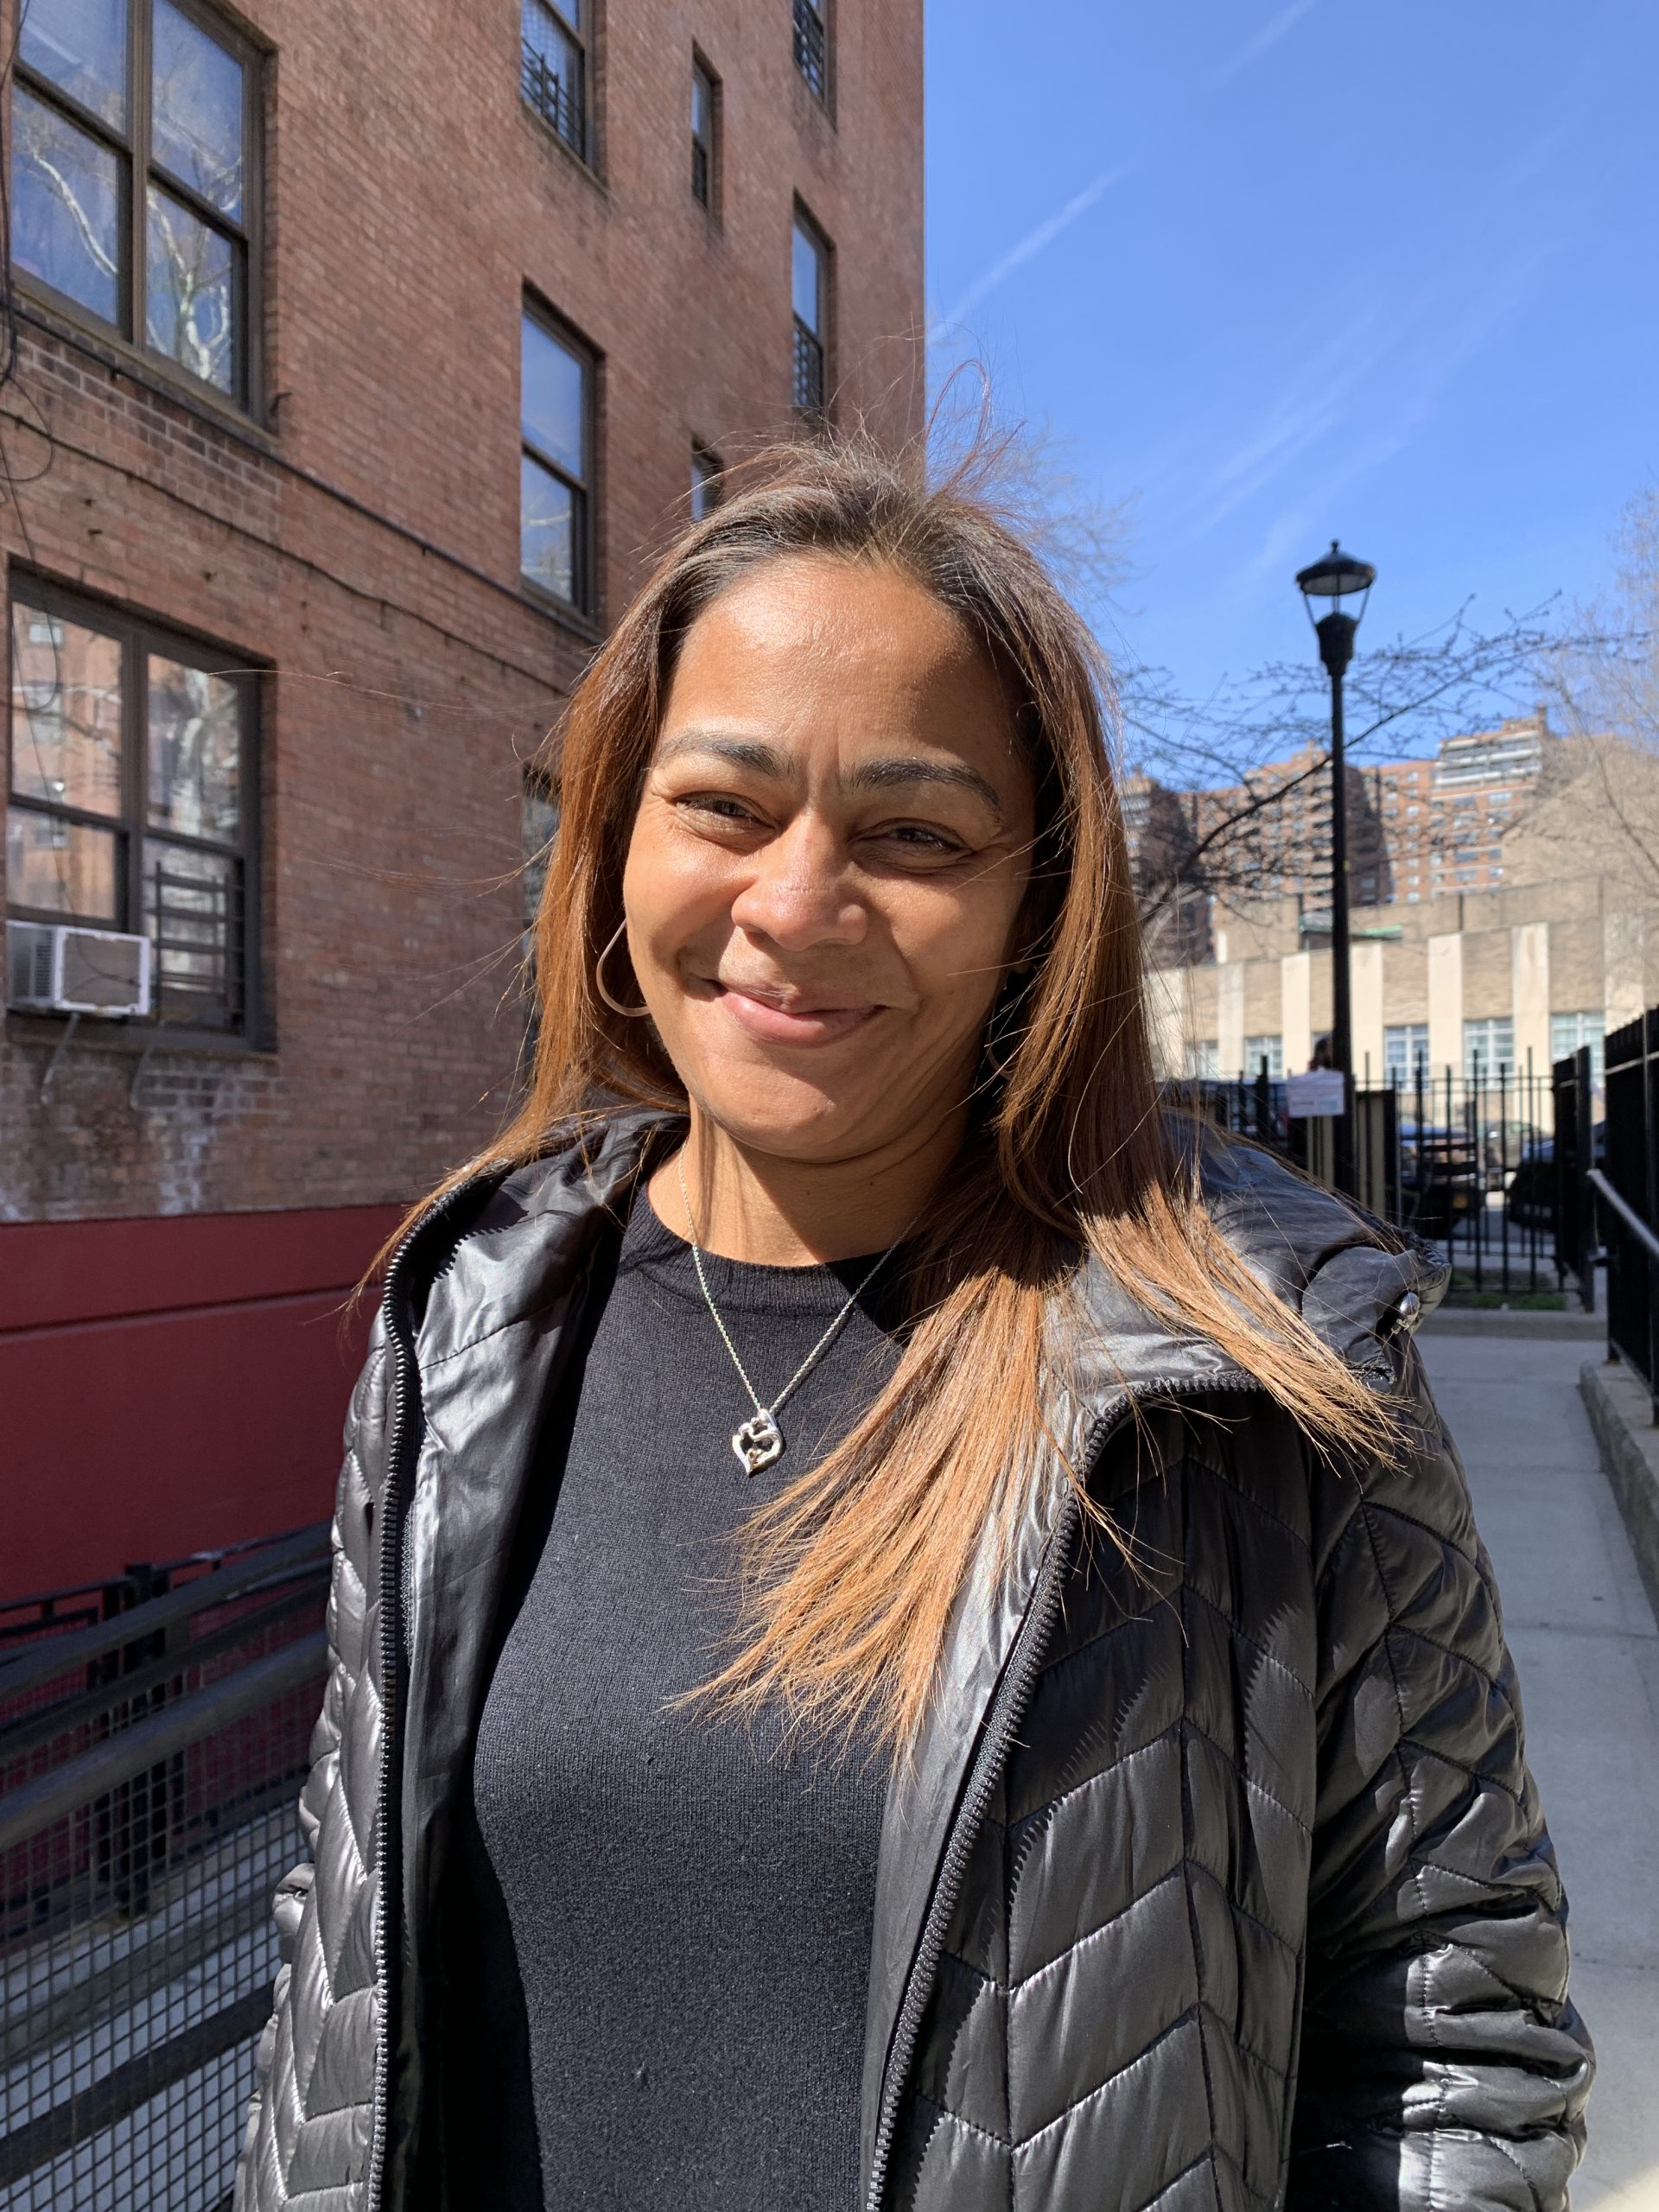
[655,731,792,778]
[653,732,1005,823]
[844,755,1005,822]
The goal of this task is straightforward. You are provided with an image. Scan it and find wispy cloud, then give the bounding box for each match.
[927,166,1128,344]
[1210,0,1324,89]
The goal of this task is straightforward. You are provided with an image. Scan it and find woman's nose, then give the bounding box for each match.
[728,818,867,950]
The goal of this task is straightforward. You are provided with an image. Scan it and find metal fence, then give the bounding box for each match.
[1189,1057,1567,1299]
[0,1527,330,2211]
[1590,1009,1659,1403]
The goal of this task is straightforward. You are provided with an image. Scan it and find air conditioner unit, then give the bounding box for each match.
[6,920,152,1016]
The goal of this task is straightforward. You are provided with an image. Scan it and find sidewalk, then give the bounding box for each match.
[1420,1326,1659,2209]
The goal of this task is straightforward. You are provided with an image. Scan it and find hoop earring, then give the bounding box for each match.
[594,923,651,1018]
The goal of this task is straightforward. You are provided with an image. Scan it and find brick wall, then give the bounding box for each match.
[0,0,922,1588]
[2,0,925,1224]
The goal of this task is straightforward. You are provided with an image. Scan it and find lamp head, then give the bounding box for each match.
[1295,539,1376,619]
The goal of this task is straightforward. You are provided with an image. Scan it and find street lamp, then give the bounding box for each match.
[1295,539,1376,1196]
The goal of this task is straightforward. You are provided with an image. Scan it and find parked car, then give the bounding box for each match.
[1507,1121,1605,1231]
[1398,1122,1480,1243]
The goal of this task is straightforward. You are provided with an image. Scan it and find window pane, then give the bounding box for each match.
[690,448,718,522]
[10,603,124,815]
[6,806,119,918]
[152,0,245,221]
[146,181,236,390]
[522,0,583,152]
[692,65,711,141]
[143,839,238,1022]
[19,0,127,127]
[521,315,586,479]
[520,453,577,604]
[147,655,240,839]
[791,220,822,334]
[523,787,558,928]
[12,86,122,323]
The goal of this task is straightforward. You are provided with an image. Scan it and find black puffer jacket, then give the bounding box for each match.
[235,1112,1593,2212]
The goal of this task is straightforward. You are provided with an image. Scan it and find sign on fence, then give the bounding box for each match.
[1285,1071,1347,1119]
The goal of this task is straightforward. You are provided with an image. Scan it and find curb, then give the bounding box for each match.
[1421,1309,1603,1339]
[1580,1357,1659,1625]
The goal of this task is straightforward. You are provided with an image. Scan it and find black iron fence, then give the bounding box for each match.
[1188,1056,1568,1300]
[1589,1009,1659,1402]
[0,1526,330,2210]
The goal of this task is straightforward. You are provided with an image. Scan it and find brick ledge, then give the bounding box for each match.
[1580,1357,1659,1624]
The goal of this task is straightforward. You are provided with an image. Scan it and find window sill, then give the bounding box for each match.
[518,577,603,644]
[15,283,274,447]
[519,100,607,195]
[6,1011,276,1062]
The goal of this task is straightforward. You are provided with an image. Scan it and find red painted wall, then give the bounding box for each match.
[2,1205,402,1599]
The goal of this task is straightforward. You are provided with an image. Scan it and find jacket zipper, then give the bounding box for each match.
[365,1181,484,2212]
[862,1368,1266,2212]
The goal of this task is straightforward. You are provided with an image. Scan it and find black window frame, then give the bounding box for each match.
[791,203,830,422]
[10,0,263,412]
[791,0,829,102]
[521,0,590,167]
[5,575,262,1038]
[519,299,598,622]
[690,51,719,213]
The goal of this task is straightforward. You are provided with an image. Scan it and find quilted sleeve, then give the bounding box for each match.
[1289,1337,1595,2212]
[234,1329,390,2212]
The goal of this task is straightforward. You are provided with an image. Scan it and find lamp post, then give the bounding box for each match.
[1294,540,1376,1197]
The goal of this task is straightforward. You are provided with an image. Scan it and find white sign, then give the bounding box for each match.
[1286,1070,1348,1119]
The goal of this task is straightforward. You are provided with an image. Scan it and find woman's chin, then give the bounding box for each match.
[685,1065,899,1163]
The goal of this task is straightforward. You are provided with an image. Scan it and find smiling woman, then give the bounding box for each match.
[236,442,1592,2212]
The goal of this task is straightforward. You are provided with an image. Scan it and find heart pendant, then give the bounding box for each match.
[733,1409,785,1476]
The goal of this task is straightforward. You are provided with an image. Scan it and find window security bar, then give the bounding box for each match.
[792,0,827,98]
[521,40,586,161]
[792,320,824,416]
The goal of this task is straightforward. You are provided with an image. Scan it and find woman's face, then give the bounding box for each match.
[621,555,1038,1166]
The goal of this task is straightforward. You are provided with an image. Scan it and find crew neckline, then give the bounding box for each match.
[621,1187,902,1322]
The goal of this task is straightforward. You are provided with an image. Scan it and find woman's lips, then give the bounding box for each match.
[715,982,878,1046]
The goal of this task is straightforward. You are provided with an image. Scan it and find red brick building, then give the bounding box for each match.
[0,0,924,1593]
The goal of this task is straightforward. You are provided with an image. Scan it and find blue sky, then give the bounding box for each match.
[925,1,1658,721]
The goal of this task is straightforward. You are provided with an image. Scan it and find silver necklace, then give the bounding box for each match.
[674,1154,906,1476]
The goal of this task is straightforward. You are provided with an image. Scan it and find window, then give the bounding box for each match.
[691,54,718,209]
[1185,1039,1218,1079]
[791,209,830,417]
[6,582,257,1031]
[521,306,594,617]
[1243,1033,1282,1078]
[1463,1016,1515,1078]
[13,0,257,404]
[1384,1023,1429,1086]
[1551,1010,1605,1084]
[791,0,827,99]
[522,777,559,932]
[690,442,721,522]
[522,0,588,163]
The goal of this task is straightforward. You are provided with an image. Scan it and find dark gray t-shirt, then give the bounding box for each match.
[451,1191,901,2209]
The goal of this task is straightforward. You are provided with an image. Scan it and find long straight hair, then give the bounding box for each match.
[423,440,1393,1756]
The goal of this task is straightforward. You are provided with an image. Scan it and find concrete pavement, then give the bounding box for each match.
[1420,1327,1659,2210]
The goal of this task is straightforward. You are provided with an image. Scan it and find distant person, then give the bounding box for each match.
[237,445,1592,2212]
[1308,1032,1336,1069]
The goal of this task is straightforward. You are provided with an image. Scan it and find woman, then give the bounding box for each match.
[238,447,1592,2212]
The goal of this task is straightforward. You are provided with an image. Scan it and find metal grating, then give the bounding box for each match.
[0,1530,329,2210]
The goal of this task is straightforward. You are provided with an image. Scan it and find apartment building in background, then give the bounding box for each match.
[0,0,925,1592]
[1154,875,1637,1096]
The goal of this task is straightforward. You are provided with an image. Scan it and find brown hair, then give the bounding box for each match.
[423,438,1393,1755]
